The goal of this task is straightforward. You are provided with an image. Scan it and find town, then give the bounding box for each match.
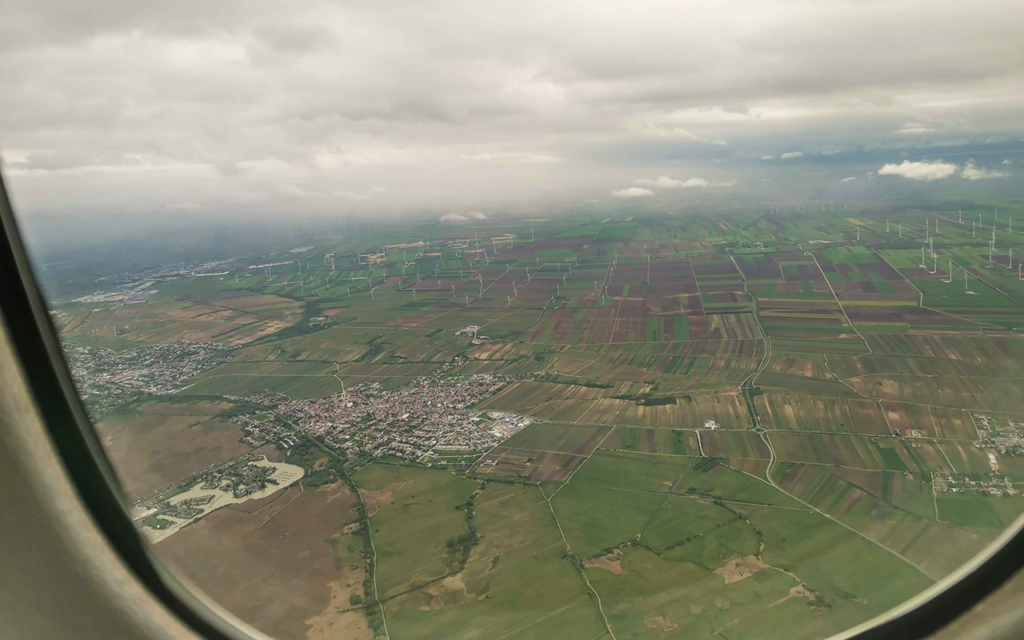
[63,341,226,414]
[231,372,529,467]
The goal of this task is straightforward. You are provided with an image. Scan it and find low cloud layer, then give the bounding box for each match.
[1,0,1023,221]
[878,160,959,182]
[961,161,1008,180]
[633,176,732,189]
[611,187,654,198]
[441,210,490,223]
[897,122,936,134]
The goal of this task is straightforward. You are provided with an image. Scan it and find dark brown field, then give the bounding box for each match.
[97,400,251,499]
[157,481,367,640]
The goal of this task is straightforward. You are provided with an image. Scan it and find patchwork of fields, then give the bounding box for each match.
[59,209,1024,640]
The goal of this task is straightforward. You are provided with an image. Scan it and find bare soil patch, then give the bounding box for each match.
[415,573,470,611]
[583,548,623,574]
[644,616,678,632]
[96,406,250,499]
[768,584,817,608]
[157,481,360,640]
[713,555,768,584]
[359,481,410,517]
[304,576,372,640]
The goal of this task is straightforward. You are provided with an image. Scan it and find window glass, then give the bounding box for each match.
[4,2,1024,639]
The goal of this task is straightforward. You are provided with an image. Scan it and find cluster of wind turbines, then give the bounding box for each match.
[883,207,1022,291]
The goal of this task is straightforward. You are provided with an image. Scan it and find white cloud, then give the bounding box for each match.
[461,152,562,163]
[779,151,804,159]
[165,201,204,211]
[633,176,733,189]
[440,213,468,223]
[628,121,728,145]
[5,0,1024,222]
[840,177,856,183]
[337,191,370,200]
[468,210,489,220]
[878,160,958,181]
[612,187,654,198]
[1003,159,1013,165]
[370,186,387,194]
[760,155,774,160]
[961,161,1008,180]
[897,122,936,134]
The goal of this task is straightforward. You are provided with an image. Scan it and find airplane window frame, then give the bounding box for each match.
[0,170,1022,640]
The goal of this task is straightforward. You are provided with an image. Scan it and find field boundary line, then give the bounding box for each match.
[762,431,936,581]
[726,250,772,429]
[822,354,865,398]
[249,481,304,534]
[808,251,872,355]
[877,400,896,436]
[272,411,391,640]
[588,484,813,511]
[937,445,958,474]
[541,428,618,640]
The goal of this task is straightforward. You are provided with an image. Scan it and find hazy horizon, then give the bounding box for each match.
[3,0,1024,228]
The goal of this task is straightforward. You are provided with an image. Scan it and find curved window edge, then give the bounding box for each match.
[0,172,268,640]
[1,170,1022,640]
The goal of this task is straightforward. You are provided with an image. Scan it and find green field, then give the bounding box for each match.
[55,208,1024,640]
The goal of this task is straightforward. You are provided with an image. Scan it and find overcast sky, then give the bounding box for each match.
[2,0,1023,222]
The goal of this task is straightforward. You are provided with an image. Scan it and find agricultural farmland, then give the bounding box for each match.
[52,207,1024,640]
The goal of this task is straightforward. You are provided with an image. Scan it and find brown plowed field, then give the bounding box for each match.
[157,482,362,640]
